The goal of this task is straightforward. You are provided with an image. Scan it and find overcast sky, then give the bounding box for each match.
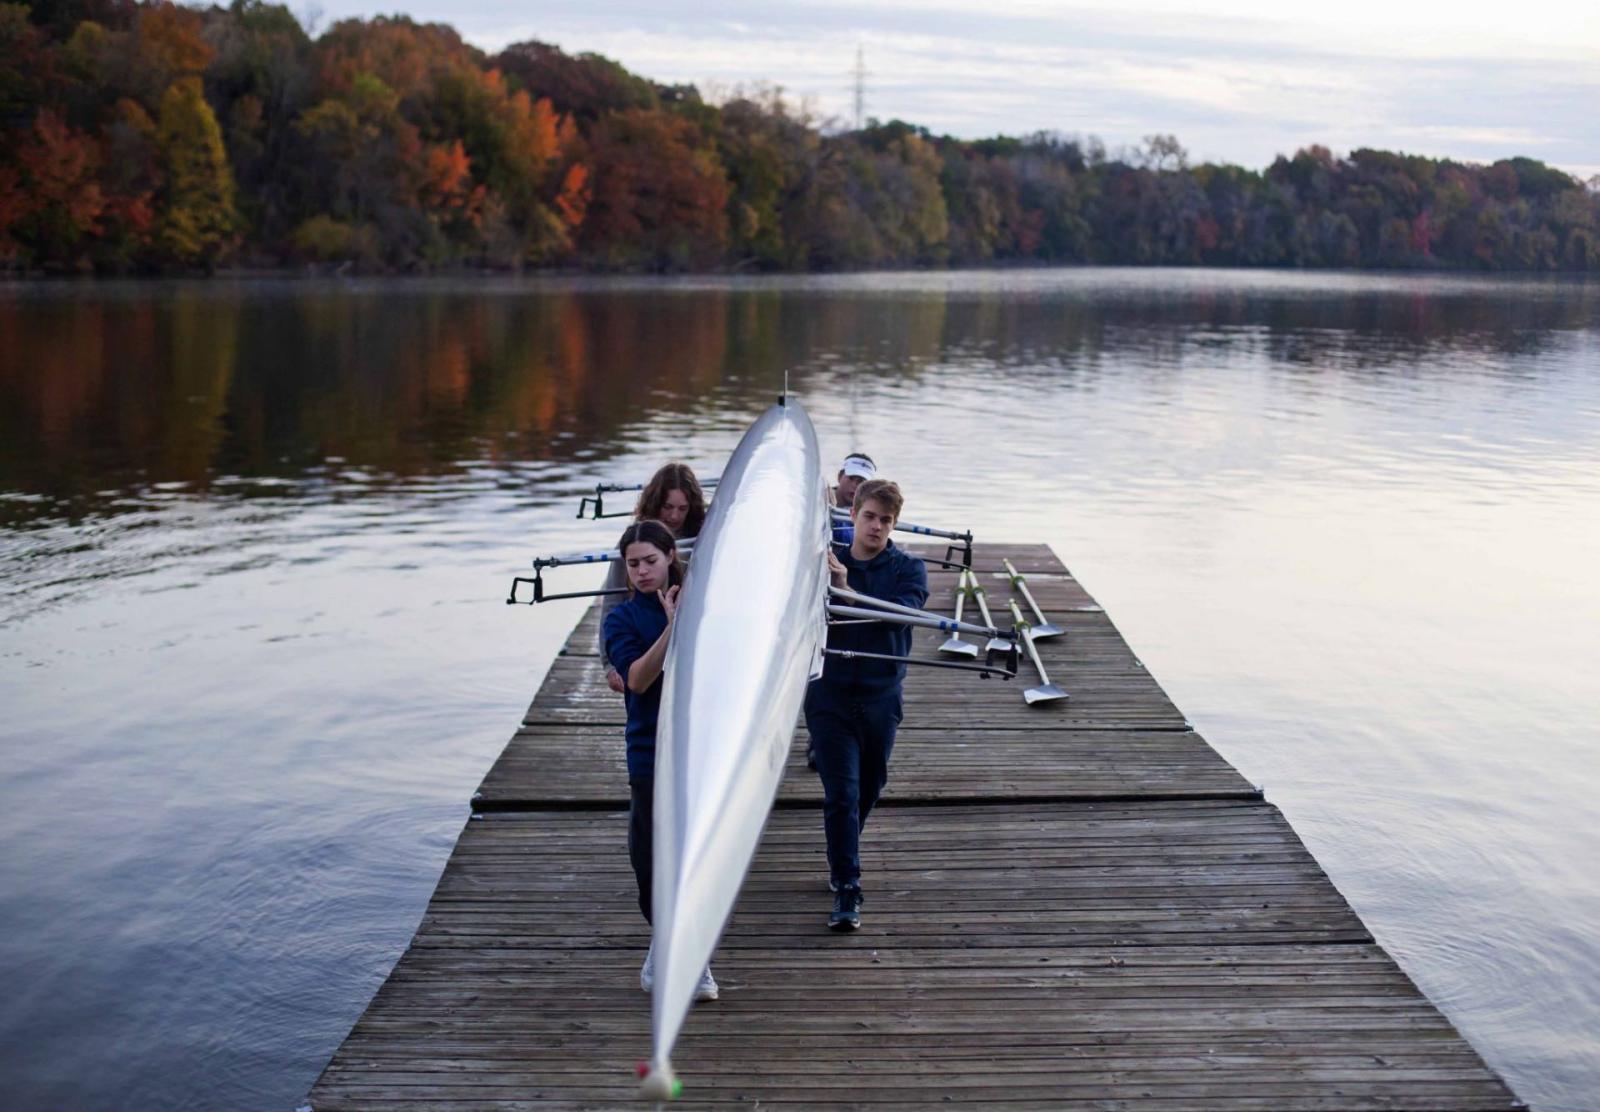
[313,0,1599,178]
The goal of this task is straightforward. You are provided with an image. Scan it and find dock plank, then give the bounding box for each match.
[308,543,1522,1110]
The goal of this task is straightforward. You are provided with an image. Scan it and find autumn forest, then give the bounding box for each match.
[3,0,1598,275]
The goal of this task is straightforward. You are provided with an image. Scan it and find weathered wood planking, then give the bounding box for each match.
[475,724,1254,809]
[311,804,1520,1109]
[308,543,1524,1110]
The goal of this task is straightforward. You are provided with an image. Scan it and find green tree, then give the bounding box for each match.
[155,75,237,267]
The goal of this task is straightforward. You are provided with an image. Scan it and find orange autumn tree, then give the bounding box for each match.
[294,16,583,266]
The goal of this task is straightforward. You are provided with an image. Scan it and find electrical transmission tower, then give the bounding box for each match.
[852,46,866,131]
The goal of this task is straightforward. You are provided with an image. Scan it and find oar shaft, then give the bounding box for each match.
[894,521,973,542]
[829,506,971,543]
[597,477,721,494]
[1003,558,1049,624]
[970,576,998,629]
[1008,600,1052,683]
[1018,580,1047,624]
[826,603,1002,640]
[829,585,957,626]
[535,536,695,569]
[951,572,968,625]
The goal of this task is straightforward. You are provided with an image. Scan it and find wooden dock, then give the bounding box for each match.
[308,544,1524,1110]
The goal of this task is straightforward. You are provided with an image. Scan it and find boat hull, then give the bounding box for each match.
[649,400,830,1071]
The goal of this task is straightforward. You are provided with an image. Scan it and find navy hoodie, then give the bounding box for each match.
[814,539,929,697]
[602,591,669,779]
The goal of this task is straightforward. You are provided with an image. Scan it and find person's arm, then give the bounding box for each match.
[604,605,647,697]
[888,552,929,611]
[598,563,627,692]
[626,586,679,693]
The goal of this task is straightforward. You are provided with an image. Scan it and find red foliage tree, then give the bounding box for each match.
[579,107,729,269]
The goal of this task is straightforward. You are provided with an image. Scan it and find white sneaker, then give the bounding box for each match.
[640,941,655,994]
[694,964,719,1002]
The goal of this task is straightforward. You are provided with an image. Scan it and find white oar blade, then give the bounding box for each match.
[1029,623,1064,639]
[939,637,978,657]
[1024,683,1069,704]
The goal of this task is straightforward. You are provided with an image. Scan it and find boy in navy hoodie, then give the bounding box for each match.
[805,478,928,930]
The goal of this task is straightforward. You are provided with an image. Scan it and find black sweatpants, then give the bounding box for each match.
[628,775,652,923]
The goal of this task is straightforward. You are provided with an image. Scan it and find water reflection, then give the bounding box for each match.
[7,274,1590,529]
[1,270,1597,1112]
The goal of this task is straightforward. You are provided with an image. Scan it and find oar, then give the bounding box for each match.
[829,506,974,556]
[507,538,697,604]
[938,570,979,658]
[965,573,1013,656]
[1008,600,1068,704]
[578,478,719,519]
[1002,558,1062,639]
[536,536,695,569]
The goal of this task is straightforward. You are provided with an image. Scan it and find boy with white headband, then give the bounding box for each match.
[810,451,878,771]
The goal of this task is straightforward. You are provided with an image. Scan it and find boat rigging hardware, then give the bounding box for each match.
[509,538,698,605]
[506,571,630,605]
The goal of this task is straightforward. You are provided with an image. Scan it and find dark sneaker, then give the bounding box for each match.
[828,885,863,931]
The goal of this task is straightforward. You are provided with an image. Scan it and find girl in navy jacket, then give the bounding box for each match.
[601,519,718,1001]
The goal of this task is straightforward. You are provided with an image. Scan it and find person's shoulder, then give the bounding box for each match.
[889,541,926,572]
[604,593,642,629]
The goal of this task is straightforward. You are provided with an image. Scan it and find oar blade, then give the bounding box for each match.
[1024,683,1069,704]
[939,636,978,657]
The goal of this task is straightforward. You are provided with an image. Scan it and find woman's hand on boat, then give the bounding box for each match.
[658,584,681,623]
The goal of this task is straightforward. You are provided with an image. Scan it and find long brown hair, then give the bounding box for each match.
[616,519,684,595]
[635,462,706,538]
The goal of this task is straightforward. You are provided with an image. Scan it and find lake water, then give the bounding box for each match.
[1,269,1596,1111]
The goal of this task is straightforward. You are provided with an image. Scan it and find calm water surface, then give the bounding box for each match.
[1,270,1597,1110]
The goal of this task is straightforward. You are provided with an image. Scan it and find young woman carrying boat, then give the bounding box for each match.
[601,519,719,1001]
[600,463,708,693]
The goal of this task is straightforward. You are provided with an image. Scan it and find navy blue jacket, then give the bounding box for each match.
[602,591,669,779]
[814,539,928,697]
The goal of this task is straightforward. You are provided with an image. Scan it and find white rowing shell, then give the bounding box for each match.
[648,400,829,1078]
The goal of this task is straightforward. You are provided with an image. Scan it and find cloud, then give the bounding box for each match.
[320,0,1600,174]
